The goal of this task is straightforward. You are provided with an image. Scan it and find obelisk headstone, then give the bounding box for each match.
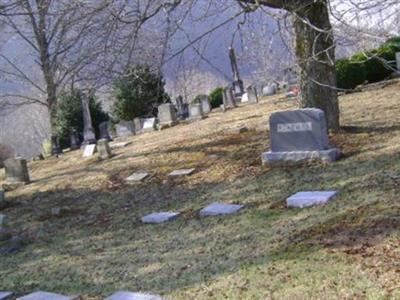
[81,93,96,145]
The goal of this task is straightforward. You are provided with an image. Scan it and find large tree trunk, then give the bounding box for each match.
[293,1,340,131]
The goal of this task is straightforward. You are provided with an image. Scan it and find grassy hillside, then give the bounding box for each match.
[1,82,400,299]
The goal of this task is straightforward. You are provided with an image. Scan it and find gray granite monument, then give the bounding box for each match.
[141,212,180,224]
[262,108,341,165]
[4,158,30,184]
[247,86,258,104]
[97,139,112,159]
[222,87,236,109]
[199,95,212,115]
[157,103,178,129]
[81,93,96,145]
[189,103,205,121]
[287,191,338,208]
[116,121,135,137]
[51,135,62,155]
[200,203,244,217]
[99,121,112,141]
[69,129,80,150]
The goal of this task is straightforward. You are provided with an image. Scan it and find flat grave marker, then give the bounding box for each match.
[287,191,338,208]
[168,168,196,177]
[105,291,163,300]
[141,212,180,224]
[126,172,150,182]
[199,203,244,217]
[82,144,96,158]
[110,141,132,149]
[17,291,75,300]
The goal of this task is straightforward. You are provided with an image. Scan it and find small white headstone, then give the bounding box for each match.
[17,291,74,300]
[126,172,150,182]
[105,291,163,300]
[0,291,13,300]
[142,118,156,130]
[199,203,244,217]
[241,93,249,102]
[287,191,338,208]
[141,212,180,224]
[82,144,96,158]
[168,168,196,177]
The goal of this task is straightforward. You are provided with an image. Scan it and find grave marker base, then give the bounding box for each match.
[262,148,341,166]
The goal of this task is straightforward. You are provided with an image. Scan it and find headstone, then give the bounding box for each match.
[0,214,9,228]
[105,291,163,300]
[199,203,244,217]
[222,87,236,109]
[199,96,211,115]
[116,121,135,137]
[141,212,180,224]
[81,93,96,145]
[126,172,150,182]
[97,139,112,159]
[4,158,30,183]
[142,118,156,132]
[262,84,276,96]
[0,292,13,300]
[42,139,52,158]
[396,52,400,71]
[189,103,205,121]
[168,168,196,177]
[229,47,244,97]
[261,109,341,165]
[0,214,11,241]
[82,144,96,158]
[157,103,178,129]
[133,118,142,134]
[247,86,258,104]
[16,291,74,300]
[99,121,112,141]
[51,134,62,155]
[69,129,80,150]
[287,191,338,208]
[241,93,248,103]
[175,96,189,120]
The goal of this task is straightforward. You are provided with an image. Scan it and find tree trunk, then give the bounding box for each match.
[293,1,340,131]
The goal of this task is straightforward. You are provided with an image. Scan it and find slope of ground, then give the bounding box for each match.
[1,82,400,299]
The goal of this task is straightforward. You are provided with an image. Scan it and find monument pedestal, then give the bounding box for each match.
[262,148,341,166]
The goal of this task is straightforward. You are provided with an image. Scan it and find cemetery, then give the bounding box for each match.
[0,80,400,299]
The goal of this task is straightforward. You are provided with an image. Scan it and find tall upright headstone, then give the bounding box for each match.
[396,52,400,71]
[189,103,205,121]
[229,47,244,97]
[261,109,341,166]
[175,95,189,120]
[81,93,96,145]
[97,139,112,159]
[41,139,52,158]
[199,95,212,115]
[222,87,236,109]
[51,134,62,155]
[4,157,30,184]
[69,128,80,150]
[158,103,178,129]
[247,86,258,104]
[115,121,135,137]
[99,121,112,141]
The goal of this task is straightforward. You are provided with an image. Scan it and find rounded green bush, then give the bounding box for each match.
[209,87,224,108]
[336,59,367,90]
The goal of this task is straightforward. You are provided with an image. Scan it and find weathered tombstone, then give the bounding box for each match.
[262,84,276,96]
[247,86,258,104]
[126,172,150,182]
[175,95,189,120]
[82,144,96,158]
[41,139,52,158]
[99,121,112,141]
[157,103,178,129]
[97,139,112,159]
[115,121,135,137]
[4,158,30,184]
[0,291,13,300]
[133,117,142,134]
[141,212,180,224]
[199,96,212,115]
[51,134,62,155]
[0,214,11,241]
[81,93,96,145]
[69,129,80,150]
[105,291,163,300]
[189,103,205,121]
[142,118,156,133]
[199,203,244,217]
[168,168,196,177]
[222,87,236,109]
[287,191,338,208]
[396,52,400,71]
[261,108,341,166]
[241,93,248,103]
[17,291,75,300]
